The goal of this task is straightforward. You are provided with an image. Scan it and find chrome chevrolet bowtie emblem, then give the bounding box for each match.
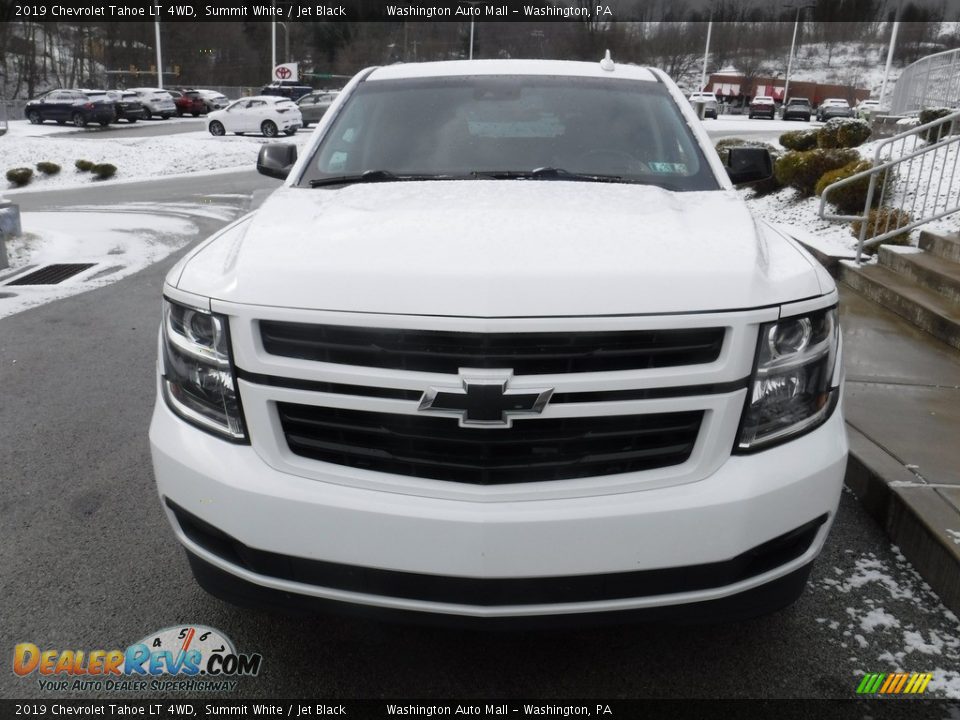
[418,369,553,428]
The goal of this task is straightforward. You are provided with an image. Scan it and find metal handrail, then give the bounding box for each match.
[889,48,960,116]
[818,110,960,263]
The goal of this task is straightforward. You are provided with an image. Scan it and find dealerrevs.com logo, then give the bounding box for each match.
[13,625,262,693]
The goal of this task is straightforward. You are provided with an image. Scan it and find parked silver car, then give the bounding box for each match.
[296,91,340,128]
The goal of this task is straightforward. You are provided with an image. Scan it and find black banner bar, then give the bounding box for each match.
[2,699,960,720]
[7,0,960,23]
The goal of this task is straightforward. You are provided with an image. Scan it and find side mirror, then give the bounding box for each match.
[726,147,773,185]
[257,143,297,180]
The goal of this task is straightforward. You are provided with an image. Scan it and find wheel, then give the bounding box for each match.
[284,128,297,136]
[261,120,278,138]
[161,114,171,120]
[56,120,66,125]
[209,121,226,137]
[177,110,184,117]
[128,117,137,123]
[302,121,310,129]
[27,110,42,124]
[748,114,754,119]
[72,113,87,127]
[192,112,200,117]
[98,120,110,127]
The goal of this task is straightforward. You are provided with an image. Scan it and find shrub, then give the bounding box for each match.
[774,148,860,196]
[6,167,34,187]
[75,159,95,172]
[817,118,871,149]
[918,107,954,143]
[36,161,61,175]
[815,159,897,215]
[851,207,912,246]
[779,129,818,151]
[91,163,117,180]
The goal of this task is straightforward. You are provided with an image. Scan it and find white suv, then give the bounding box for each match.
[129,88,176,119]
[150,58,846,625]
[688,91,719,119]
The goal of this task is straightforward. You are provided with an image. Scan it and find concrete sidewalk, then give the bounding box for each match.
[840,285,960,614]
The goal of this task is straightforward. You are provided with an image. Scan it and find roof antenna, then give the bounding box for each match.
[600,50,615,72]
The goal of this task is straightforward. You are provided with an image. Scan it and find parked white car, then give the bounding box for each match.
[128,88,176,119]
[152,58,846,625]
[207,96,302,137]
[688,91,719,119]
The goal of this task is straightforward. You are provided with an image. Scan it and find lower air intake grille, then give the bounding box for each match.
[277,404,703,485]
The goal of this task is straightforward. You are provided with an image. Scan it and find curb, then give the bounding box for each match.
[845,423,960,616]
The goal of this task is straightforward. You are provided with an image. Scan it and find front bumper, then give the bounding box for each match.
[150,395,847,620]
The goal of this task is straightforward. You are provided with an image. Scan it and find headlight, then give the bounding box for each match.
[735,307,840,452]
[160,298,247,441]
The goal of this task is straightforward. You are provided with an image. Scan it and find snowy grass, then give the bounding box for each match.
[1,124,314,194]
[746,129,960,256]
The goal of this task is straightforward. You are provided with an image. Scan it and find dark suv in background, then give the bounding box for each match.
[260,81,314,100]
[104,90,147,123]
[25,89,115,126]
[782,97,812,121]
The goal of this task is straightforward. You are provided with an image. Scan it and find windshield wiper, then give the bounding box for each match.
[471,167,625,183]
[309,171,459,188]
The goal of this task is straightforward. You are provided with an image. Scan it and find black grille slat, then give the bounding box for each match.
[6,263,95,286]
[260,322,724,375]
[278,404,702,485]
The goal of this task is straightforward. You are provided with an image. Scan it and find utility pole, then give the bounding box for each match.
[271,0,277,79]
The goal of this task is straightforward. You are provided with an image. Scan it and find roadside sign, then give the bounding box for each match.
[274,63,298,82]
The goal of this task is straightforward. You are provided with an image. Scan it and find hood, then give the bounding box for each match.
[173,181,823,317]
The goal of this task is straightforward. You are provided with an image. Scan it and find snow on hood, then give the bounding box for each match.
[173,181,824,317]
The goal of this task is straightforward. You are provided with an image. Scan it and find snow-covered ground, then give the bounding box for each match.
[1,120,314,193]
[0,202,242,318]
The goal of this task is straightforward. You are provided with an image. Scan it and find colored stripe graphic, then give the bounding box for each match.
[857,672,932,694]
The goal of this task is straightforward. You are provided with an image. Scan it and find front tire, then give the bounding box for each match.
[128,117,138,123]
[161,114,171,120]
[209,121,226,137]
[27,110,42,125]
[98,120,110,127]
[261,120,279,138]
[72,113,87,127]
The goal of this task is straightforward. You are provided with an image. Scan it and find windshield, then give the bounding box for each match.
[299,75,719,191]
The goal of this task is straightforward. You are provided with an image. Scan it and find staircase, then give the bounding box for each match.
[839,229,960,350]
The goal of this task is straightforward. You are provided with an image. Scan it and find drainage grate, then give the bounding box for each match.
[6,264,96,286]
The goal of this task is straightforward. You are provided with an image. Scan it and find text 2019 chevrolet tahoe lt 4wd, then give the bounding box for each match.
[149,58,847,625]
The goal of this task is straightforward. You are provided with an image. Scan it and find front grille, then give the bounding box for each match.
[260,322,724,375]
[278,403,703,484]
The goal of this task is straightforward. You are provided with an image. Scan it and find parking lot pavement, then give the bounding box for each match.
[839,286,960,618]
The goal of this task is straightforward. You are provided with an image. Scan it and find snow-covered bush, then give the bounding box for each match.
[36,162,61,175]
[817,118,871,149]
[774,148,860,196]
[779,129,818,151]
[815,159,896,215]
[918,108,954,143]
[91,163,117,180]
[75,159,95,172]
[6,168,34,187]
[851,207,912,246]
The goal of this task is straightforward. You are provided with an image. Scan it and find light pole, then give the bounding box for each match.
[466,1,483,59]
[271,0,277,79]
[783,3,814,104]
[879,3,903,106]
[154,2,163,88]
[700,20,713,92]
